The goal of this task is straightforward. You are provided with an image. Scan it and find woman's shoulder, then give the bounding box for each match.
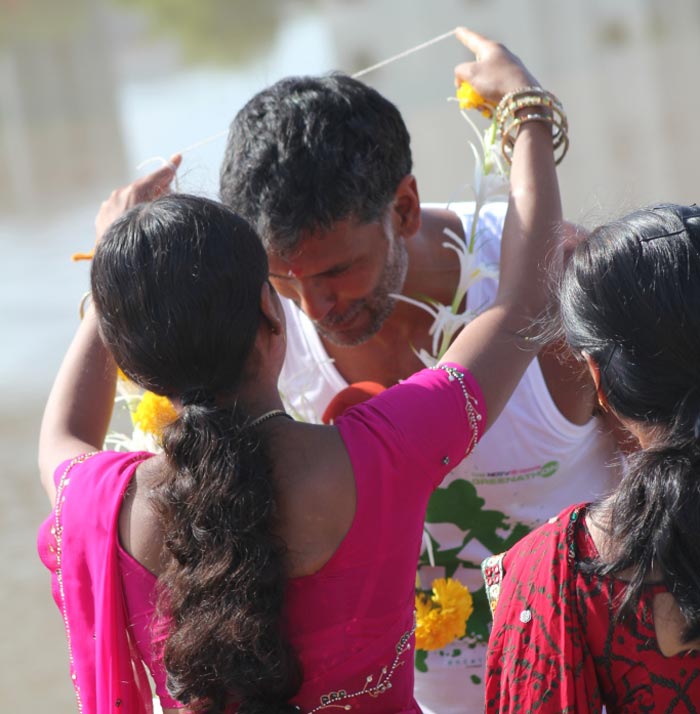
[337,365,487,491]
[48,449,151,493]
[506,502,587,559]
[482,503,588,615]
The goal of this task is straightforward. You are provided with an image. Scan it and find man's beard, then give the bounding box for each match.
[316,222,408,347]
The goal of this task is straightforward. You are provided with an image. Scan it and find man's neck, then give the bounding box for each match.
[402,205,466,305]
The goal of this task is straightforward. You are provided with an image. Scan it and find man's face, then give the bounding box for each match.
[267,215,408,346]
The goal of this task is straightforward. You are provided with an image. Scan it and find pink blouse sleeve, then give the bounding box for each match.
[337,364,486,491]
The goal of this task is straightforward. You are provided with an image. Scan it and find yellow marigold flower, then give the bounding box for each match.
[133,391,178,437]
[415,577,473,651]
[432,577,474,624]
[456,82,493,118]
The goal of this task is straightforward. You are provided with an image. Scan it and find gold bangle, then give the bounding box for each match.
[495,87,569,165]
[500,114,570,166]
[78,291,92,320]
[501,113,553,162]
[502,110,567,151]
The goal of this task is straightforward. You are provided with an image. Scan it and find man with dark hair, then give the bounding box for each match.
[220,73,619,714]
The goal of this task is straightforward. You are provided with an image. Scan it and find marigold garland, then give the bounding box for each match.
[132,391,178,437]
[415,577,474,651]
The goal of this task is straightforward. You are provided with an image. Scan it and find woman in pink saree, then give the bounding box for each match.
[37,30,564,714]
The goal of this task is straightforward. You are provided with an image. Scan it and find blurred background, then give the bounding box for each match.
[2,0,699,709]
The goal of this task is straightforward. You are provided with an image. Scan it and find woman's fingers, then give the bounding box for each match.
[94,154,182,241]
[455,26,491,58]
[453,29,537,103]
[135,153,182,201]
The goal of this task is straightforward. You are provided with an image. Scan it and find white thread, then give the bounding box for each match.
[351,28,457,79]
[135,28,459,171]
[135,155,182,191]
[179,129,230,154]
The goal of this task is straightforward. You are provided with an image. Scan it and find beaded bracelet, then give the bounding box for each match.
[494,86,569,165]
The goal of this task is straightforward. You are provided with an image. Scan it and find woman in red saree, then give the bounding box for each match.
[483,204,700,713]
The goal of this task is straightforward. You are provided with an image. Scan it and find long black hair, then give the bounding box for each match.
[560,203,700,642]
[91,194,302,713]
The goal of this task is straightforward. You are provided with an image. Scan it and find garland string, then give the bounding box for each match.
[136,27,458,174]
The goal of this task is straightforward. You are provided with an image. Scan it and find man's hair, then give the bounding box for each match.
[220,73,412,254]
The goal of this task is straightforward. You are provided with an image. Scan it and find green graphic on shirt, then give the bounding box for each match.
[540,460,558,478]
[417,478,533,657]
[424,479,531,557]
[470,460,561,485]
[415,649,429,673]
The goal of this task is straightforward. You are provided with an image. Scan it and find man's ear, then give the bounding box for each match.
[391,174,421,238]
[582,350,609,412]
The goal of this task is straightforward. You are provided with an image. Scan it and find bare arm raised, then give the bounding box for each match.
[38,156,181,505]
[441,28,563,430]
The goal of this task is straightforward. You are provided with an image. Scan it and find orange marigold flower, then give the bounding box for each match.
[456,82,493,118]
[133,392,178,437]
[415,577,473,651]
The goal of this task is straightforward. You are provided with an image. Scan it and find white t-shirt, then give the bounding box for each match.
[278,202,620,714]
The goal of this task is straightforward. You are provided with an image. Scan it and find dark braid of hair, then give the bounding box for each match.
[560,203,700,642]
[91,194,302,712]
[156,402,302,714]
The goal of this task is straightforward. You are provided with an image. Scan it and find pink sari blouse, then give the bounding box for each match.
[37,365,485,713]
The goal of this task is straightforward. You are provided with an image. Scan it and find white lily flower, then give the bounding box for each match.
[468,143,508,207]
[393,103,509,364]
[427,304,479,358]
[392,292,479,358]
[442,228,498,309]
[460,111,509,209]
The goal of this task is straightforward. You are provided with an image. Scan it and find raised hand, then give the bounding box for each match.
[95,153,182,241]
[454,27,538,105]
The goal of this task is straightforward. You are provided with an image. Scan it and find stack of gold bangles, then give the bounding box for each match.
[495,87,569,165]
